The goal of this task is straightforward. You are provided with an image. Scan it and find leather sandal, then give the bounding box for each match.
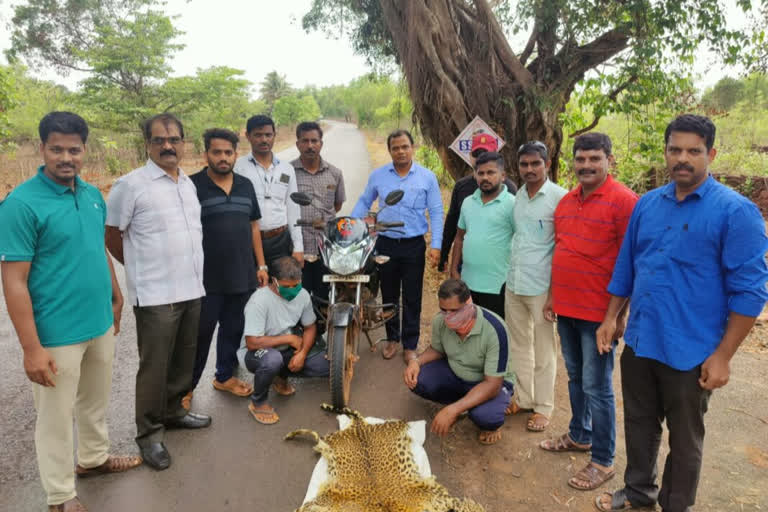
[49,497,87,512]
[75,455,143,477]
[568,462,615,490]
[539,432,592,452]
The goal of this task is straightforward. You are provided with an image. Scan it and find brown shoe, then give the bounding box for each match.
[76,454,143,477]
[49,497,88,512]
[381,341,398,359]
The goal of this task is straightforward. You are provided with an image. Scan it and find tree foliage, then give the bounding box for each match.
[303,0,754,180]
[259,71,292,113]
[272,95,321,126]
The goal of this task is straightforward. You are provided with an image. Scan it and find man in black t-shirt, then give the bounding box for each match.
[183,128,269,409]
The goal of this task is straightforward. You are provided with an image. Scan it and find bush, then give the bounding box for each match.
[415,145,452,186]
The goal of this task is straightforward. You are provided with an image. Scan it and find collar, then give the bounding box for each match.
[146,159,186,181]
[661,174,715,200]
[36,165,84,195]
[520,178,551,199]
[250,153,279,169]
[471,184,508,203]
[293,157,328,173]
[388,162,415,177]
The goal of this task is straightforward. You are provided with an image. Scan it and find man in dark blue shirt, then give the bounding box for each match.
[594,115,768,512]
[184,129,269,410]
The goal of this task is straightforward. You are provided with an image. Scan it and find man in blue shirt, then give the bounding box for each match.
[351,130,444,363]
[594,115,768,512]
[0,112,141,512]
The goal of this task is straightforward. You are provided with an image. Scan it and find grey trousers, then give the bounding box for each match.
[620,345,711,512]
[134,298,201,448]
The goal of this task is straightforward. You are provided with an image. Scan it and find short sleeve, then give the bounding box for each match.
[246,180,261,221]
[457,203,467,231]
[299,291,316,326]
[335,170,346,203]
[429,315,446,354]
[482,336,505,378]
[0,197,38,262]
[243,293,268,337]
[105,178,136,231]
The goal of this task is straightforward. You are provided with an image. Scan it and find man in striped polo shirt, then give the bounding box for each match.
[541,133,638,491]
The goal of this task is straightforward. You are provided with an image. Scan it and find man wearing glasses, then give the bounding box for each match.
[438,132,517,272]
[106,113,211,471]
[504,141,567,433]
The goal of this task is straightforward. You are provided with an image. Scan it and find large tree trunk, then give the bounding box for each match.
[378,0,570,183]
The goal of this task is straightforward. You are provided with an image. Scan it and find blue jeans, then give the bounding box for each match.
[411,359,514,431]
[557,315,616,467]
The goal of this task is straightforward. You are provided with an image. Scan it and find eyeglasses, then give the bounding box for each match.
[518,140,547,153]
[149,136,183,146]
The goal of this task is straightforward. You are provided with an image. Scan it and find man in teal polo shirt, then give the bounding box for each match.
[449,151,515,318]
[404,279,515,445]
[0,112,141,512]
[504,141,568,433]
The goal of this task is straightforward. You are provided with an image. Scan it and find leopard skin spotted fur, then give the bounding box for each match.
[284,405,486,512]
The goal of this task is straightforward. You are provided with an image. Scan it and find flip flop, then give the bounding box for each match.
[594,489,646,510]
[271,381,296,396]
[526,412,550,432]
[478,429,502,445]
[213,377,253,397]
[249,403,279,425]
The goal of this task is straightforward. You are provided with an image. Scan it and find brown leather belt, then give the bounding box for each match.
[261,225,288,239]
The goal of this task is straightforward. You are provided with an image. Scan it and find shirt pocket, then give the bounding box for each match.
[404,186,427,210]
[269,180,289,201]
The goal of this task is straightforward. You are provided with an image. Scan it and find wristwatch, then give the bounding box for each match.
[258,265,268,271]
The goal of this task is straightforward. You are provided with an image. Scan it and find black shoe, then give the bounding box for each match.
[140,442,171,471]
[165,412,212,430]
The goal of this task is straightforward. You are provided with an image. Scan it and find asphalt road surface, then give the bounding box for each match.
[0,121,440,511]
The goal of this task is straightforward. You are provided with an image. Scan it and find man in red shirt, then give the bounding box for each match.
[541,132,638,491]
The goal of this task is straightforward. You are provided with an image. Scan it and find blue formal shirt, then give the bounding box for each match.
[351,162,444,248]
[608,176,768,370]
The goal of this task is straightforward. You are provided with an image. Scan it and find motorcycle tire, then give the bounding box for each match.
[329,324,353,409]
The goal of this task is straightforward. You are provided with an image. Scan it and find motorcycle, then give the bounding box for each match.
[290,190,405,409]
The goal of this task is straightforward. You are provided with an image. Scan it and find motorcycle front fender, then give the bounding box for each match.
[328,302,356,327]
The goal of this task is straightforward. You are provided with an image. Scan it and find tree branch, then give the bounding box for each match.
[552,28,631,92]
[568,74,638,137]
[519,21,537,66]
[473,0,533,88]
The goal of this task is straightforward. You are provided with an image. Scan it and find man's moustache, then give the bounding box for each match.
[673,163,694,172]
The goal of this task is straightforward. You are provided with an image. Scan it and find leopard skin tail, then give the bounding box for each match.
[284,429,321,443]
[320,402,364,420]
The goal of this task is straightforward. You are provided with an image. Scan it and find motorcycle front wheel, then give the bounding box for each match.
[329,324,356,409]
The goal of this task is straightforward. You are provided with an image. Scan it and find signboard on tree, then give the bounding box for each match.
[449,116,506,167]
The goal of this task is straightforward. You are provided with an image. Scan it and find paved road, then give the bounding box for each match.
[0,121,440,511]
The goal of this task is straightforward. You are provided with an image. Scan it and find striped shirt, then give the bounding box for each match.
[290,157,346,256]
[106,159,205,307]
[551,175,638,322]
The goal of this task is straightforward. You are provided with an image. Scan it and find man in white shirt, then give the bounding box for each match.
[234,115,303,267]
[105,113,211,472]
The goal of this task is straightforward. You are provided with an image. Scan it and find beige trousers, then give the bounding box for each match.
[32,328,115,505]
[504,290,557,417]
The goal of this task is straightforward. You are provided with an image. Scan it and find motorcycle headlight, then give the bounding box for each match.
[326,241,367,275]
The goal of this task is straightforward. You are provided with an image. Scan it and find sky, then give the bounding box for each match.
[0,0,757,95]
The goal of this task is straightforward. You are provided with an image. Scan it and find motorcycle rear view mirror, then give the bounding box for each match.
[384,190,404,206]
[290,192,312,206]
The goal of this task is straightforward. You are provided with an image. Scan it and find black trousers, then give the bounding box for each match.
[302,258,330,334]
[376,235,426,350]
[620,345,711,512]
[263,228,293,267]
[190,291,252,390]
[470,283,505,319]
[133,298,201,448]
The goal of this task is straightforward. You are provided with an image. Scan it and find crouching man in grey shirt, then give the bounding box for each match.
[238,256,329,425]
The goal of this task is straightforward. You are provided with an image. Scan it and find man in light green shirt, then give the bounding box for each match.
[404,279,515,445]
[505,141,567,433]
[450,152,515,318]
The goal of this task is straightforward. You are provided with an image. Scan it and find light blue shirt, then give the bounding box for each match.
[351,162,444,248]
[507,179,568,296]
